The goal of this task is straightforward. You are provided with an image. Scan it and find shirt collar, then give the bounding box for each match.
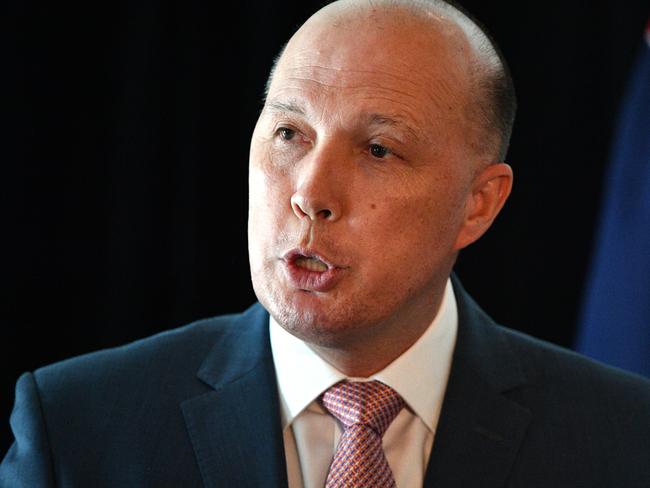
[270,278,458,433]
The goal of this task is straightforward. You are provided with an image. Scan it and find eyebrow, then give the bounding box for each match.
[265,99,306,116]
[367,113,421,143]
[265,99,422,143]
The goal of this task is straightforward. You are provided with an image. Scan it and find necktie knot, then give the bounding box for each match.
[322,380,405,437]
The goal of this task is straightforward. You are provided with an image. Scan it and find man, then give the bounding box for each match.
[2,0,649,486]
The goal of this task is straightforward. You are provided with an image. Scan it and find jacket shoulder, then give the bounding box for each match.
[499,323,650,401]
[2,306,267,485]
[453,276,650,405]
[33,311,244,389]
[494,325,650,484]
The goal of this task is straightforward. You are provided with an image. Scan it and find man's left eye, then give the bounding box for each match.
[369,143,390,159]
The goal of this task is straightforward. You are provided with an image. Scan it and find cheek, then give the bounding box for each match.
[249,143,293,211]
[354,189,461,260]
[248,166,268,233]
[248,158,294,261]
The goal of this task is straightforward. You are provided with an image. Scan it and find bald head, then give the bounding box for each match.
[249,0,515,373]
[265,0,516,162]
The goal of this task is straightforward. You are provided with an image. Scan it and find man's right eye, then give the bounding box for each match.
[277,127,296,141]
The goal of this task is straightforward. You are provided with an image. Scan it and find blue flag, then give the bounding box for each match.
[575,23,650,377]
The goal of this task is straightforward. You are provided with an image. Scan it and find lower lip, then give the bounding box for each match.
[282,260,344,292]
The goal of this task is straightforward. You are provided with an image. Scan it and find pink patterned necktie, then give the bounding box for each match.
[321,380,405,488]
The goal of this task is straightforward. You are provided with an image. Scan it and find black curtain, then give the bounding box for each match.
[2,0,648,453]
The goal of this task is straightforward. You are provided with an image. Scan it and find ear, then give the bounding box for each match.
[453,162,513,250]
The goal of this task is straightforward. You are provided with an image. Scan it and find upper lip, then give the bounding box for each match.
[282,248,344,270]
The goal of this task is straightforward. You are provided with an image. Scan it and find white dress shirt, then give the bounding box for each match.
[270,279,458,488]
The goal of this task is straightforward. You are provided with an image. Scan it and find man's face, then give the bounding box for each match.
[248,8,478,347]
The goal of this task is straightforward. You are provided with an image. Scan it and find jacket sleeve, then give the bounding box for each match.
[0,373,55,487]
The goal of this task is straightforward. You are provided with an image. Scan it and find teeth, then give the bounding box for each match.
[295,257,328,272]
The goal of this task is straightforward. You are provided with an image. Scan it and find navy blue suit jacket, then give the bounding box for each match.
[2,279,650,487]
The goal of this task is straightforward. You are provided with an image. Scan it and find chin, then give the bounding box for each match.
[256,283,381,348]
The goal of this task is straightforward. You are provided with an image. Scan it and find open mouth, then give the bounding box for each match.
[294,256,329,272]
[282,249,343,292]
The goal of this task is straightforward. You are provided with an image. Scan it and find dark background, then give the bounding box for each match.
[2,0,648,453]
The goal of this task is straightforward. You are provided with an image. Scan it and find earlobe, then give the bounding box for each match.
[453,163,513,250]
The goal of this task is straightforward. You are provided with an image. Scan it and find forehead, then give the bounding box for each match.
[266,7,472,135]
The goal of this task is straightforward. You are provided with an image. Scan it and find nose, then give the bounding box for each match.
[290,145,343,222]
[291,193,336,220]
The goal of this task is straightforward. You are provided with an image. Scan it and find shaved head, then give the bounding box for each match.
[265,0,516,162]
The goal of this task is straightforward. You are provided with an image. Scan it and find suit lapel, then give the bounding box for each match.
[181,304,288,488]
[423,277,532,487]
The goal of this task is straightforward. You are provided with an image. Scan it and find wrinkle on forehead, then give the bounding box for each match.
[280,64,421,92]
[269,62,465,131]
